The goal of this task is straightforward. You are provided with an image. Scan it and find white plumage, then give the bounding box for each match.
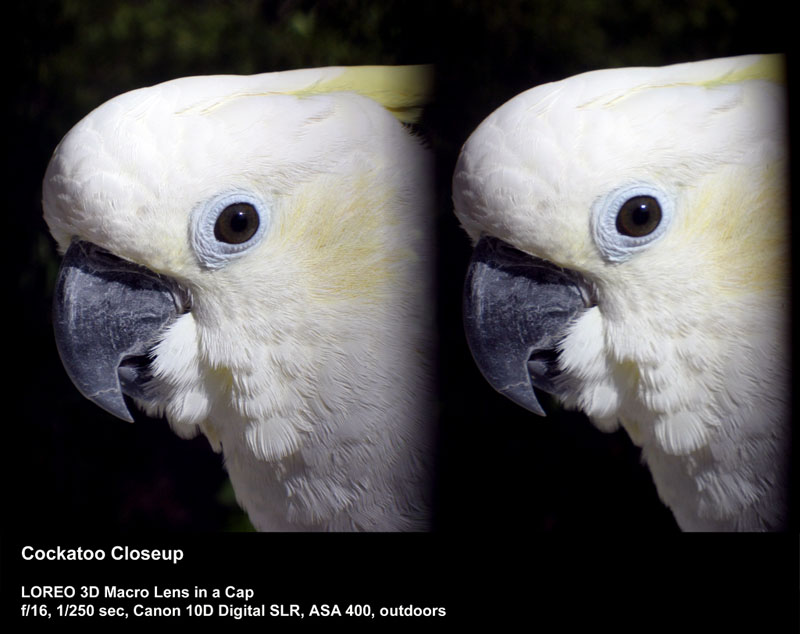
[43,66,436,531]
[453,55,789,530]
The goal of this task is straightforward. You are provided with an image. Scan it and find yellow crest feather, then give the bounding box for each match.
[290,65,434,124]
[699,54,785,88]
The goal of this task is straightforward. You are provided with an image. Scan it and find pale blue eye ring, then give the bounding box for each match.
[591,183,674,263]
[191,191,270,269]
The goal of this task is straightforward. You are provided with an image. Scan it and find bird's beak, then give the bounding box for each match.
[462,235,590,416]
[52,239,187,422]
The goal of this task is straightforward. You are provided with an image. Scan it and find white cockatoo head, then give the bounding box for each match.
[43,66,436,531]
[453,55,789,530]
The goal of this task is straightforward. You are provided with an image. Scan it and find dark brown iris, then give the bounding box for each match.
[616,195,662,237]
[214,203,259,244]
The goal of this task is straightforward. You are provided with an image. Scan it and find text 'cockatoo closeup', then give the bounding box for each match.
[43,65,436,531]
[453,55,790,531]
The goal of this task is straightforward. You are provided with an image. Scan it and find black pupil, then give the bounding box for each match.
[215,203,259,244]
[616,196,661,237]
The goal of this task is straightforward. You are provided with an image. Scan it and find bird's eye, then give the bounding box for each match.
[214,203,260,244]
[591,183,674,263]
[191,191,270,269]
[616,196,662,237]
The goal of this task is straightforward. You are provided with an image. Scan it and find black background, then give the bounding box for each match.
[4,0,797,627]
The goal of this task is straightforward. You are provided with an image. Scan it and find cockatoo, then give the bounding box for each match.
[453,55,790,531]
[43,65,436,531]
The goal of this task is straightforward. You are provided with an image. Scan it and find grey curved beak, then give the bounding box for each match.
[462,236,589,416]
[52,239,185,422]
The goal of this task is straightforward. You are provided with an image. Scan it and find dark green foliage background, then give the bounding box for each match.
[8,0,791,536]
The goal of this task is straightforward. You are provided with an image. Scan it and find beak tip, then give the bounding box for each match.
[498,384,548,417]
[80,384,136,423]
